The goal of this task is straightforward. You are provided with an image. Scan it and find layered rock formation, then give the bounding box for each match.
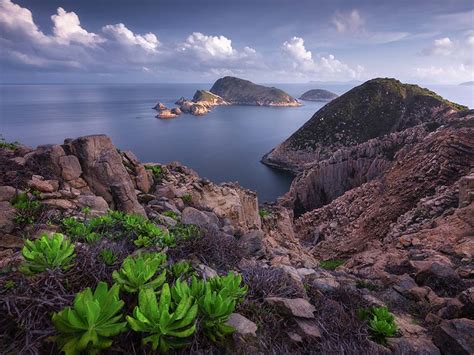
[263,78,466,172]
[210,76,301,107]
[299,89,338,102]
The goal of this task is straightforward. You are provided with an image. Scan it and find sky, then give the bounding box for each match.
[0,0,473,84]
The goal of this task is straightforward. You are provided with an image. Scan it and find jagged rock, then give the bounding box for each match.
[180,207,214,228]
[122,151,152,193]
[25,144,66,176]
[295,318,322,339]
[433,318,474,355]
[70,135,146,216]
[0,201,16,234]
[153,102,167,110]
[170,107,182,115]
[75,195,109,215]
[415,262,464,297]
[458,173,474,207]
[0,234,23,248]
[389,337,440,355]
[238,230,264,256]
[0,186,16,202]
[27,175,59,193]
[226,313,257,339]
[197,264,218,279]
[265,297,315,318]
[458,288,474,318]
[42,199,75,210]
[59,155,82,181]
[156,109,178,119]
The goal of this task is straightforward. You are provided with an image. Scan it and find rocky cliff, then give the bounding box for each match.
[262,78,466,172]
[210,76,301,107]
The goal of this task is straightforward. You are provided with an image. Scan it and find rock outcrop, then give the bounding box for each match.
[210,76,301,107]
[299,89,338,102]
[192,90,229,106]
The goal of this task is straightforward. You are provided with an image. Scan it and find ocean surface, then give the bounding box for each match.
[1,83,472,202]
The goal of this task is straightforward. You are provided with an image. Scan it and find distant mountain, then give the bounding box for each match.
[299,89,338,102]
[210,76,300,106]
[460,81,474,86]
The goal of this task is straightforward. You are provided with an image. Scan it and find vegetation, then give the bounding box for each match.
[21,233,76,274]
[145,165,164,182]
[259,208,271,218]
[319,258,346,270]
[182,193,192,203]
[0,135,19,150]
[357,306,398,344]
[112,253,167,293]
[11,192,42,225]
[52,282,127,355]
[99,249,117,266]
[62,210,176,247]
[162,210,179,220]
[169,261,195,279]
[127,284,198,352]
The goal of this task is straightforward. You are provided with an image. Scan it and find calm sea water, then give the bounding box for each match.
[1,83,472,202]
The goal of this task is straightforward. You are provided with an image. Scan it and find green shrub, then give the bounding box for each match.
[170,223,200,242]
[181,194,192,203]
[170,261,195,280]
[0,135,19,150]
[11,192,42,225]
[62,217,99,243]
[145,165,164,182]
[208,272,248,302]
[112,253,167,293]
[258,209,271,218]
[52,282,127,355]
[198,283,236,343]
[21,233,75,274]
[127,284,198,352]
[357,306,398,343]
[162,210,179,221]
[319,259,346,270]
[99,249,117,266]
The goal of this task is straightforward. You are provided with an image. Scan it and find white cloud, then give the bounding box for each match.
[422,37,454,56]
[179,32,235,58]
[332,9,365,34]
[0,0,48,42]
[414,64,474,84]
[468,35,474,46]
[281,37,364,80]
[102,23,159,52]
[52,7,103,46]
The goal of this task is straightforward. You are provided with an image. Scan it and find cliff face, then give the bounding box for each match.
[263,78,466,171]
[210,76,300,107]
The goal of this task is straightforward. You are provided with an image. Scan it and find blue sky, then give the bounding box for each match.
[0,0,473,84]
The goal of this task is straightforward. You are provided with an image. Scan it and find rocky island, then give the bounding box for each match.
[209,76,301,106]
[1,78,473,354]
[299,89,338,101]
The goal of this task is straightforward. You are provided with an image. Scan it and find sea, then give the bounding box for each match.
[1,83,472,202]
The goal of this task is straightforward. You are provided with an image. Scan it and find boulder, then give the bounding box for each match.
[0,201,16,234]
[156,109,178,119]
[75,195,109,215]
[153,102,167,110]
[0,186,16,202]
[458,288,474,318]
[27,175,59,193]
[238,230,264,256]
[415,262,464,297]
[69,135,146,216]
[295,318,322,339]
[265,297,316,318]
[0,234,23,248]
[59,155,82,181]
[42,199,74,210]
[170,107,182,115]
[226,313,257,339]
[181,207,216,228]
[25,144,66,176]
[433,318,474,355]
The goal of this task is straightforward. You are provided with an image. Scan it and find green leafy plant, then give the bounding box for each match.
[198,283,236,343]
[181,194,192,203]
[112,253,167,293]
[170,261,195,280]
[357,306,398,344]
[62,217,99,243]
[208,272,248,302]
[21,233,75,274]
[11,192,42,225]
[170,223,200,242]
[356,280,380,291]
[319,258,346,270]
[258,209,271,218]
[162,210,179,221]
[145,165,164,182]
[0,135,19,150]
[127,284,198,352]
[52,282,127,355]
[99,249,117,266]
[3,280,15,290]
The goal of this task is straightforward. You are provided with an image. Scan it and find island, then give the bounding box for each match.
[299,89,338,102]
[209,76,300,106]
